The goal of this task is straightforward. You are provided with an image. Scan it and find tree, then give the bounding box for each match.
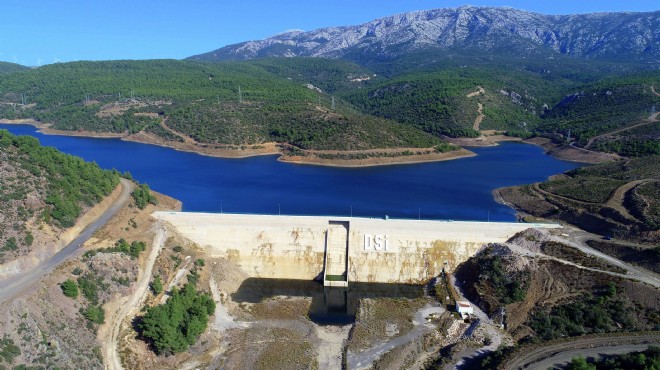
[131,184,158,210]
[567,357,596,370]
[151,276,163,295]
[139,282,215,355]
[60,279,79,299]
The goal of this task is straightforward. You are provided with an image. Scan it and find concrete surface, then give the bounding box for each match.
[153,212,561,284]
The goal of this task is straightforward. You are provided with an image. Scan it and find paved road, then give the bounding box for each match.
[0,178,132,303]
[504,333,660,369]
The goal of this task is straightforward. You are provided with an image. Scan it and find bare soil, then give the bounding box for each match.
[0,189,179,370]
[524,137,619,163]
[280,148,476,167]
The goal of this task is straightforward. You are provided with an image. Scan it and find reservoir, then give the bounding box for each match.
[0,124,581,221]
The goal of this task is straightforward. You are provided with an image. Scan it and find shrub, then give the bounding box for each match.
[83,305,105,324]
[131,184,158,210]
[151,276,163,295]
[60,279,79,299]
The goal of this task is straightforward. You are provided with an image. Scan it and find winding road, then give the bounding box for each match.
[0,178,132,303]
[503,333,660,369]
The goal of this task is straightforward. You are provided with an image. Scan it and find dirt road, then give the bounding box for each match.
[548,229,660,288]
[473,103,484,131]
[585,111,658,149]
[347,304,445,370]
[503,333,660,369]
[0,178,132,303]
[103,223,167,370]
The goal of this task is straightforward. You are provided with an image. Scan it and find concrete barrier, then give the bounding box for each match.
[152,212,561,284]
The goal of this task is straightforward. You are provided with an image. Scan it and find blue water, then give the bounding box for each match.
[0,124,581,221]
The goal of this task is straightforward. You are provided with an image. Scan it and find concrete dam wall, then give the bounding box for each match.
[153,212,561,284]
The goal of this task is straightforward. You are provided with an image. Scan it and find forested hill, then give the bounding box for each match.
[0,57,658,157]
[0,59,442,151]
[0,129,120,264]
[0,61,28,75]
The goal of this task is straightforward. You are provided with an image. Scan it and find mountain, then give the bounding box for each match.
[190,6,660,65]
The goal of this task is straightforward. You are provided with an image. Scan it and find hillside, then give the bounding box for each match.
[0,129,120,265]
[190,6,660,65]
[496,156,660,242]
[0,61,28,75]
[0,59,446,157]
[451,233,659,368]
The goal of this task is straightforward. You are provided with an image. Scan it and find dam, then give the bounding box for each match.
[153,212,561,285]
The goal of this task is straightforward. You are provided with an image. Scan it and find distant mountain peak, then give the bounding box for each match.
[189,6,660,64]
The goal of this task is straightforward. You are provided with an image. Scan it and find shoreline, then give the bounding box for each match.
[1,119,478,167]
[522,137,619,164]
[278,148,476,167]
[1,119,614,167]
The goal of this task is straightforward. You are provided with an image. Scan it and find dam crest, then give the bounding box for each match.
[152,212,561,285]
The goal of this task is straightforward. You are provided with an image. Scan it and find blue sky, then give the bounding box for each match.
[1,0,658,65]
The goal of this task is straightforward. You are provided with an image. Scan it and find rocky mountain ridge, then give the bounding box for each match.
[190,6,660,63]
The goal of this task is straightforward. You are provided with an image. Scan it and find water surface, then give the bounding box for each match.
[0,124,581,221]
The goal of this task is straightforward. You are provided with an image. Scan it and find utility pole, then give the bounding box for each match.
[238,86,243,103]
[567,129,571,142]
[331,96,335,110]
[217,95,220,105]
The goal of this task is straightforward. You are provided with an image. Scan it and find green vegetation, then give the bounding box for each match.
[504,156,660,238]
[151,276,163,295]
[540,177,626,203]
[586,240,660,274]
[626,181,660,230]
[0,130,120,228]
[60,279,79,299]
[131,184,158,210]
[2,237,17,252]
[345,68,537,137]
[567,346,660,370]
[82,305,105,324]
[0,61,28,75]
[83,239,147,260]
[538,76,660,145]
[0,59,442,150]
[0,56,656,156]
[77,272,107,306]
[248,57,377,94]
[139,274,215,355]
[463,253,527,306]
[527,283,637,342]
[0,335,21,365]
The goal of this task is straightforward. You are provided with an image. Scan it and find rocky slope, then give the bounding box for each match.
[190,6,660,64]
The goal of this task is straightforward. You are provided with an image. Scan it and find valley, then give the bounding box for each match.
[0,3,658,370]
